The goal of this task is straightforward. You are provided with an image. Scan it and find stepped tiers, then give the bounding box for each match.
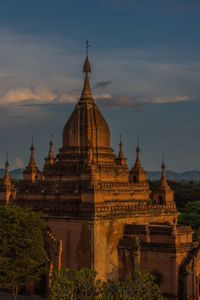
[2,53,199,299]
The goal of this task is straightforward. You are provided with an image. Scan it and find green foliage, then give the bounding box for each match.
[50,268,101,300]
[131,270,164,300]
[100,270,165,300]
[100,279,121,299]
[72,268,101,299]
[49,268,165,300]
[0,205,47,299]
[178,200,200,236]
[49,269,74,300]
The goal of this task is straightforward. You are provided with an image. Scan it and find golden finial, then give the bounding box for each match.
[86,40,90,57]
[162,152,165,169]
[83,40,91,73]
[134,136,142,168]
[28,135,37,168]
[160,153,168,187]
[47,133,55,165]
[31,134,35,151]
[50,133,53,145]
[81,41,92,101]
[5,151,9,169]
[119,134,123,154]
[136,136,140,152]
[4,151,11,187]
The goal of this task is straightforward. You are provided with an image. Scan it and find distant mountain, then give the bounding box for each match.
[0,168,200,181]
[0,168,24,179]
[147,170,200,181]
[10,169,24,179]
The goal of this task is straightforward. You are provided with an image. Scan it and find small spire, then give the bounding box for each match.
[83,56,91,73]
[30,135,34,152]
[50,133,53,146]
[161,152,165,169]
[117,134,127,166]
[160,153,168,187]
[118,134,123,159]
[4,152,11,187]
[86,40,90,57]
[134,137,142,168]
[136,136,140,153]
[28,137,36,168]
[80,41,93,102]
[48,134,55,164]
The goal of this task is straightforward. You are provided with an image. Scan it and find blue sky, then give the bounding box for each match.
[0,0,200,171]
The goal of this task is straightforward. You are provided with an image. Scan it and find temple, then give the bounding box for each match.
[2,49,200,299]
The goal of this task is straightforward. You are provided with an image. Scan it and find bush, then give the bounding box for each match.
[49,268,165,300]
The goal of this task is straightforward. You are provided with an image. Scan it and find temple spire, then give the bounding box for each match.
[116,134,127,166]
[23,136,40,182]
[134,136,142,168]
[4,152,11,188]
[47,134,55,165]
[80,41,93,102]
[0,152,16,204]
[129,137,146,183]
[118,134,123,159]
[28,136,37,168]
[86,40,90,57]
[160,153,169,188]
[152,153,175,205]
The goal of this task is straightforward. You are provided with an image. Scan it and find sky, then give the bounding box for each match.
[0,0,200,171]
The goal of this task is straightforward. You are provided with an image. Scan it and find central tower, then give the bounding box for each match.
[18,49,177,281]
[63,56,110,149]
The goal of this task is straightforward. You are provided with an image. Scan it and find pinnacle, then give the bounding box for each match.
[80,56,93,103]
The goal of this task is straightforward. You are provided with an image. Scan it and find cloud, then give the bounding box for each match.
[94,94,112,100]
[0,28,198,115]
[0,75,15,81]
[15,157,24,168]
[152,96,194,104]
[93,81,112,89]
[96,94,195,108]
[59,94,77,103]
[0,86,56,104]
[96,95,145,110]
[100,0,200,14]
[0,86,79,106]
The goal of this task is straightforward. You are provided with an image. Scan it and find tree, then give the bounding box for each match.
[100,270,165,300]
[131,270,165,300]
[178,200,200,238]
[49,268,75,300]
[49,268,165,300]
[49,268,101,300]
[100,279,121,299]
[0,205,47,300]
[72,268,101,299]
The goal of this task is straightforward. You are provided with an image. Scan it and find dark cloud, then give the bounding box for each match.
[22,94,146,112]
[93,81,112,89]
[22,102,75,113]
[96,95,147,111]
[0,75,15,81]
[100,0,200,14]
